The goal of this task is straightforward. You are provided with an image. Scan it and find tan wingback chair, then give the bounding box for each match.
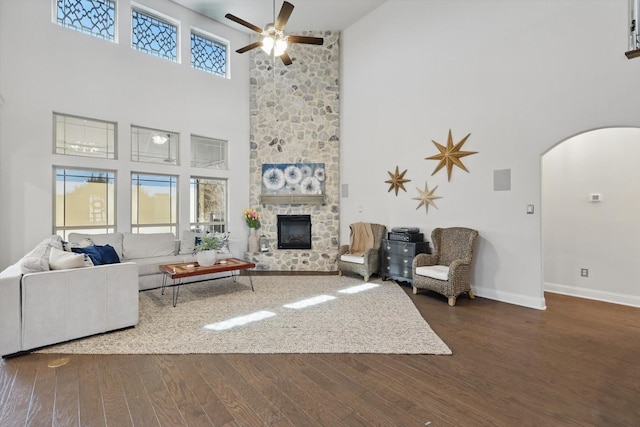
[338,223,387,281]
[412,227,479,306]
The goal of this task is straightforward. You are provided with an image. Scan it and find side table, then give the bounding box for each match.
[380,239,430,284]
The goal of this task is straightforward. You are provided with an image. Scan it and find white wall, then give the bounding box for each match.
[543,127,640,307]
[340,0,640,308]
[0,0,251,269]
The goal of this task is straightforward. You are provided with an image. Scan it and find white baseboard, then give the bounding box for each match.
[473,286,547,310]
[544,282,640,308]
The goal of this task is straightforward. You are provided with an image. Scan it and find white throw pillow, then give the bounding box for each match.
[21,235,63,273]
[49,247,87,270]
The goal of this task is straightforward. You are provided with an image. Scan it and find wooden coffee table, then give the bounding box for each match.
[158,258,256,306]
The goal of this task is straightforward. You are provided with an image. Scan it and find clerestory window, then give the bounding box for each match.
[131,5,178,62]
[191,29,228,77]
[55,0,116,42]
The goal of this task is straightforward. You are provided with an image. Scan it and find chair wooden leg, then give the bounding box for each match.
[412,286,418,295]
[363,274,370,282]
[448,296,456,306]
[338,270,343,276]
[468,290,475,299]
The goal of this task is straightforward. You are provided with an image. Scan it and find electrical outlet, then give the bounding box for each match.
[580,268,589,277]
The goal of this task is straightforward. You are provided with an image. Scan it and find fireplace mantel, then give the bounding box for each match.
[260,194,325,205]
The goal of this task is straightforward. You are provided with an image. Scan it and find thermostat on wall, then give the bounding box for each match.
[588,193,603,202]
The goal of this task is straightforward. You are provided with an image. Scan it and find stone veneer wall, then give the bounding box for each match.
[246,31,340,271]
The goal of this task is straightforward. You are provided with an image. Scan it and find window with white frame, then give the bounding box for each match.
[131,173,177,234]
[190,177,227,233]
[54,168,116,239]
[131,125,179,165]
[55,0,117,42]
[131,6,178,62]
[191,29,228,77]
[54,113,116,159]
[190,135,227,169]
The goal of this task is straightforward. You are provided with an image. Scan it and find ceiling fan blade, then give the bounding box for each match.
[280,52,293,66]
[225,13,263,34]
[287,35,324,46]
[236,41,263,54]
[275,1,295,31]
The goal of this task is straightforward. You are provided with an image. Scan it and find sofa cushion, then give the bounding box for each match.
[68,232,124,260]
[179,230,199,255]
[49,247,87,270]
[123,233,176,260]
[21,235,63,273]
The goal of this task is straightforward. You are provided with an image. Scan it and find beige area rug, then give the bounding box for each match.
[38,275,451,355]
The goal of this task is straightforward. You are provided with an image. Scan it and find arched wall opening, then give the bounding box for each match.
[541,127,640,307]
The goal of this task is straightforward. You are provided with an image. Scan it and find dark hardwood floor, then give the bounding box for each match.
[1,283,638,426]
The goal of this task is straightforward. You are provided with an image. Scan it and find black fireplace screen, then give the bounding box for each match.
[277,215,311,249]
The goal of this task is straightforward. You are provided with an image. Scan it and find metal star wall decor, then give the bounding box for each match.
[413,181,442,214]
[426,129,477,181]
[385,166,411,196]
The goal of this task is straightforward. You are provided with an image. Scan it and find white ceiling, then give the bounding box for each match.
[169,0,387,33]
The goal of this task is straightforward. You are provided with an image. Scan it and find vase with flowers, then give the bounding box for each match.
[243,208,260,252]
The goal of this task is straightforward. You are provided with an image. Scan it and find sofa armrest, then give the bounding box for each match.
[0,264,23,356]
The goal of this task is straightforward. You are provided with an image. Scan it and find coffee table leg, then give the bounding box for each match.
[248,269,254,291]
[172,279,180,307]
[161,274,167,295]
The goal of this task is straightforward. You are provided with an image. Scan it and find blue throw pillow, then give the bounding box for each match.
[72,246,103,265]
[96,244,120,264]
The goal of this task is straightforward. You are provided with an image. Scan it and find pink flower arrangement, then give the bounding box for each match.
[243,208,260,228]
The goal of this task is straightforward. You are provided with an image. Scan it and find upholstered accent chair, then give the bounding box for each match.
[338,223,387,281]
[412,227,479,306]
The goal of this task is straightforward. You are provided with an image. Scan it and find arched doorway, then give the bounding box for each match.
[541,127,640,307]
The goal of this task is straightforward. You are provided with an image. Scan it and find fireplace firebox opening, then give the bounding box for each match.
[277,215,311,249]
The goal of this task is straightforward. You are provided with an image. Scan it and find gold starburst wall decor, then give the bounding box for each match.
[385,166,411,196]
[426,129,477,181]
[413,181,442,214]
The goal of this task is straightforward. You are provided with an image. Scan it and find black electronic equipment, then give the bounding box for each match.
[388,232,423,242]
[390,227,420,234]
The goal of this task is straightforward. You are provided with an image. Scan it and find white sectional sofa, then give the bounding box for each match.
[0,231,234,357]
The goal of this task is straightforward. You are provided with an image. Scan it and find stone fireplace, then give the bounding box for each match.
[245,31,340,271]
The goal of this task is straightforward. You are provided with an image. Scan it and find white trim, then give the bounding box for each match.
[473,286,547,310]
[544,282,640,308]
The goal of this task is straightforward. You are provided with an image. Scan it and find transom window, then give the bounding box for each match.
[191,30,228,77]
[55,0,116,42]
[54,112,116,159]
[191,135,227,169]
[54,168,116,239]
[131,6,178,62]
[131,125,179,165]
[190,177,227,233]
[131,173,177,234]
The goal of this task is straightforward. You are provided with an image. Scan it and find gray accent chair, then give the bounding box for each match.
[412,227,479,306]
[337,223,387,281]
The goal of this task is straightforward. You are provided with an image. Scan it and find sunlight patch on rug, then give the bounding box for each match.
[283,294,336,309]
[204,310,276,331]
[338,283,379,294]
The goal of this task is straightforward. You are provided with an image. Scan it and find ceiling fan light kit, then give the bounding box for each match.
[225,1,323,66]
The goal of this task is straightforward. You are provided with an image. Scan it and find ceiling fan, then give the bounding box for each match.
[225,1,324,66]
